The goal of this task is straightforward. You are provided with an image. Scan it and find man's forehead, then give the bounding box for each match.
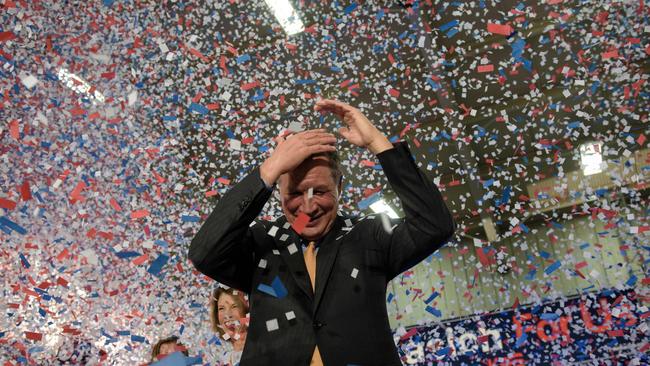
[285,165,333,185]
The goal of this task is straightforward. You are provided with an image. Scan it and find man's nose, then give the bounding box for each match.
[301,192,317,214]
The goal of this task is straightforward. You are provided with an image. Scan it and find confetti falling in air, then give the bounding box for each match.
[1,0,648,364]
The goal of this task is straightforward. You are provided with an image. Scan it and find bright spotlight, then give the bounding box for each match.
[579,141,604,176]
[370,199,400,219]
[264,0,304,36]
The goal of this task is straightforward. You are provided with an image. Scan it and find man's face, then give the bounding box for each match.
[279,156,340,241]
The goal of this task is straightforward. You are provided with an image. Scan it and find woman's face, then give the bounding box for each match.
[217,293,245,331]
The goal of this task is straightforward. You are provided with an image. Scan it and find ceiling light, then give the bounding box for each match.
[264,0,304,36]
[579,141,604,176]
[370,199,400,219]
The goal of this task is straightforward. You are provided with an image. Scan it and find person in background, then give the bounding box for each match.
[150,335,188,363]
[210,286,249,365]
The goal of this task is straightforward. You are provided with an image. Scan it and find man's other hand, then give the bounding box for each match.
[315,99,392,155]
[260,129,337,186]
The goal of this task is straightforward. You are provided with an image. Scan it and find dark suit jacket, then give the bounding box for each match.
[189,142,455,366]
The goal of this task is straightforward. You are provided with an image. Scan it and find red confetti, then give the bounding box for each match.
[25,332,42,341]
[602,50,619,59]
[109,198,122,211]
[130,209,150,220]
[477,64,494,73]
[0,31,17,42]
[69,181,86,203]
[133,254,149,265]
[56,277,69,287]
[487,23,513,35]
[9,119,20,140]
[0,198,17,210]
[291,212,310,234]
[20,181,31,201]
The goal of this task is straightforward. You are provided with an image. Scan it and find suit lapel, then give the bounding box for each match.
[274,217,313,301]
[273,215,352,312]
[313,215,346,314]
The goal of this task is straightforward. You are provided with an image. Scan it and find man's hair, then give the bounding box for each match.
[209,287,250,338]
[276,151,343,196]
[150,336,188,361]
[312,151,343,183]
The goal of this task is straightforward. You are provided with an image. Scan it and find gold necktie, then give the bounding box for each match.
[304,241,323,366]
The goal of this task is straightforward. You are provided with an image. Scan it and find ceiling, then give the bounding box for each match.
[160,0,649,242]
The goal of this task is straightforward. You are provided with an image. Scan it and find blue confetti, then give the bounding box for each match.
[19,253,30,268]
[544,261,561,275]
[147,254,169,276]
[188,103,208,115]
[116,251,141,259]
[181,215,200,223]
[439,20,458,32]
[343,2,357,15]
[236,54,251,64]
[0,216,27,235]
[131,335,146,343]
[257,276,288,298]
[425,306,442,317]
[625,274,637,287]
[424,291,439,304]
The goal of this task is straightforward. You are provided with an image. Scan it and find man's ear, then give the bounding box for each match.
[337,176,343,198]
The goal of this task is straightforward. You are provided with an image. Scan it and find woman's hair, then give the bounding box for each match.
[150,336,188,361]
[209,287,250,338]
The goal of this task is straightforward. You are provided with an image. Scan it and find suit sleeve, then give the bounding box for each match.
[373,141,456,280]
[188,167,273,293]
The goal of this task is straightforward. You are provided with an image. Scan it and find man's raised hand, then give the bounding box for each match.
[260,129,337,186]
[314,99,392,155]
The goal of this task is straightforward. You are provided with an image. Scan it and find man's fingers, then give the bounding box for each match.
[315,99,352,117]
[309,144,337,154]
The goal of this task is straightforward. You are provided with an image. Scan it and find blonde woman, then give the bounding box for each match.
[210,287,249,365]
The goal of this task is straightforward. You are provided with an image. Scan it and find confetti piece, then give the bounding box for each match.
[477,64,494,73]
[0,216,27,235]
[0,198,17,210]
[130,209,150,220]
[487,22,514,35]
[291,212,310,234]
[544,261,561,275]
[0,31,17,42]
[147,254,169,276]
[257,276,288,298]
[25,332,42,341]
[109,198,122,211]
[287,243,299,255]
[132,254,149,265]
[266,318,279,332]
[20,73,38,88]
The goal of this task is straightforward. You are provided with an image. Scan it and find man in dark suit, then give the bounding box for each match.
[189,99,455,365]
